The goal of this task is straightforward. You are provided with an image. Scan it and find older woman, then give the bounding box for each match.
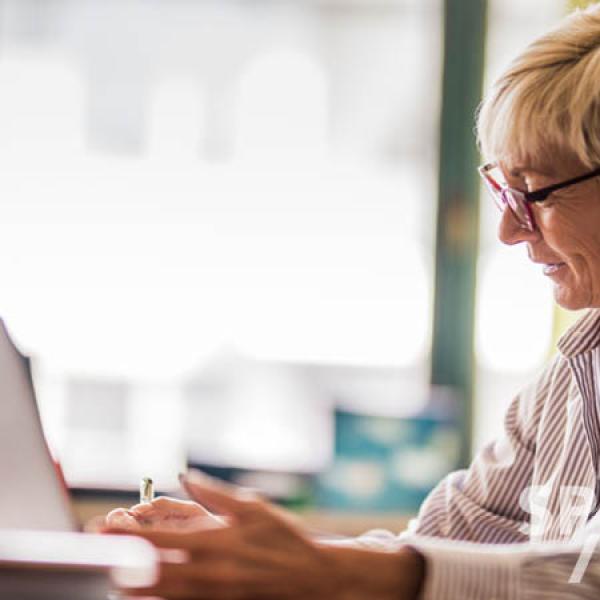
[107,5,600,599]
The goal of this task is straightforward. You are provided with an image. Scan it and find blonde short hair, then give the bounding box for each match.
[477,4,600,169]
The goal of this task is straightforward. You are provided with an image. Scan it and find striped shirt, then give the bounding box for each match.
[352,308,600,599]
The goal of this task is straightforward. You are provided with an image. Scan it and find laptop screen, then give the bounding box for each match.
[0,319,76,531]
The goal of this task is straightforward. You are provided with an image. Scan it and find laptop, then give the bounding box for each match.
[0,319,158,597]
[0,319,76,531]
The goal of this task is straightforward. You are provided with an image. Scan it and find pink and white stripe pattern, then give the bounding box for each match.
[352,309,600,599]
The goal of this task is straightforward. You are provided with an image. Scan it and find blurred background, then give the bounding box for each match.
[0,0,588,531]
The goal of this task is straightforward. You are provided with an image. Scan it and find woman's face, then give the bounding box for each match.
[498,153,600,310]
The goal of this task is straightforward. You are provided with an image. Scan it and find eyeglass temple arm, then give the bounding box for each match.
[479,164,502,192]
[526,166,600,202]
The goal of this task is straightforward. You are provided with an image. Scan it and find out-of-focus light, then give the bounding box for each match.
[476,246,553,372]
[0,54,84,161]
[0,159,431,377]
[235,47,328,164]
[147,77,204,159]
[187,359,333,472]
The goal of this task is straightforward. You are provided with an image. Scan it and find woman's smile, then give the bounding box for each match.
[542,262,566,276]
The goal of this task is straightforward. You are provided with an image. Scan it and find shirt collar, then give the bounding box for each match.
[557,308,600,358]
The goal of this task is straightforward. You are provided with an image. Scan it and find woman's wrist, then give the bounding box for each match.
[319,543,425,600]
[396,546,426,599]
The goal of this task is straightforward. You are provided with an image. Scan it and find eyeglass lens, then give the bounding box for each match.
[500,188,534,231]
[480,166,535,231]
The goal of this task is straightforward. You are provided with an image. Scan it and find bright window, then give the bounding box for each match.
[0,0,442,488]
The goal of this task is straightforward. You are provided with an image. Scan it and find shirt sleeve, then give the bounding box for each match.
[338,356,574,598]
[347,372,543,550]
[405,358,559,544]
[322,529,600,599]
[404,528,600,600]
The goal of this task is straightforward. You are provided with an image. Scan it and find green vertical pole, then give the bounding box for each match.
[431,0,487,466]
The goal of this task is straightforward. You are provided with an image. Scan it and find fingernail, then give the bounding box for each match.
[130,504,152,515]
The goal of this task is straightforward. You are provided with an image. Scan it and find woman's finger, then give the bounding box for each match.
[107,522,237,551]
[131,496,212,518]
[181,470,305,534]
[104,508,142,531]
[180,470,262,517]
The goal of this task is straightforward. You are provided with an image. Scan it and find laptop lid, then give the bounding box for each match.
[0,319,76,531]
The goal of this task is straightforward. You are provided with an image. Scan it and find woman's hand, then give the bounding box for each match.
[107,470,425,600]
[105,496,225,533]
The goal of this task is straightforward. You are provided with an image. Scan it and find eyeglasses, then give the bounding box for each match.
[478,162,600,231]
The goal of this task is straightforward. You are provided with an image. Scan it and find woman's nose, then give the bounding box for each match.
[497,207,540,246]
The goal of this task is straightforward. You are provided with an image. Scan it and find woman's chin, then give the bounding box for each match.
[552,283,590,311]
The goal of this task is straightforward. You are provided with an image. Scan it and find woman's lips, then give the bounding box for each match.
[543,262,566,276]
